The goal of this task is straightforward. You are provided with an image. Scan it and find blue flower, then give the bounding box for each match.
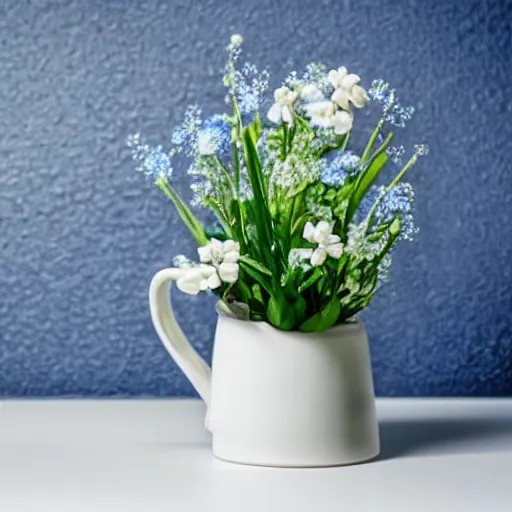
[234,63,270,116]
[320,151,361,187]
[127,134,173,180]
[171,105,202,157]
[144,146,172,178]
[368,79,415,128]
[198,114,231,157]
[374,183,417,240]
[356,186,380,222]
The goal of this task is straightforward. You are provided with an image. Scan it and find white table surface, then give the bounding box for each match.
[0,399,511,512]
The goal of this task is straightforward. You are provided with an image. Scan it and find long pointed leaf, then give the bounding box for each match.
[299,298,341,333]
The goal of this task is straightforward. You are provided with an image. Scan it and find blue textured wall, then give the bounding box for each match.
[0,0,511,397]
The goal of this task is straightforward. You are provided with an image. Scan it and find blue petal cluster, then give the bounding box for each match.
[356,186,380,222]
[374,183,417,240]
[127,134,173,180]
[368,79,415,128]
[171,105,202,156]
[200,114,231,156]
[234,63,270,115]
[320,151,361,187]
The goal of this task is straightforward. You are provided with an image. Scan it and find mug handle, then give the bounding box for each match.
[149,268,212,404]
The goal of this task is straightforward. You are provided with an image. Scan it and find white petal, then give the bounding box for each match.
[327,234,341,244]
[222,250,240,263]
[222,240,240,255]
[267,103,282,124]
[303,100,333,116]
[218,262,239,283]
[326,243,344,259]
[207,272,222,289]
[281,105,294,126]
[286,90,299,105]
[331,88,350,111]
[176,271,203,295]
[303,221,316,243]
[328,67,346,88]
[210,238,224,261]
[316,220,333,237]
[310,247,327,267]
[351,85,370,108]
[301,84,324,102]
[274,86,290,104]
[197,245,212,263]
[332,111,353,135]
[197,132,215,156]
[341,73,360,90]
[309,114,332,128]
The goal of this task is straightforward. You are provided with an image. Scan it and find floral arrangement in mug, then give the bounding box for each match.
[128,35,428,332]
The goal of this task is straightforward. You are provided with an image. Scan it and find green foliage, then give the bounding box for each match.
[135,44,427,333]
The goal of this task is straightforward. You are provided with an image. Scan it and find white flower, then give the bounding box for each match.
[197,131,216,156]
[328,67,369,111]
[302,100,353,135]
[197,238,240,284]
[293,221,344,267]
[230,34,243,47]
[300,84,324,102]
[267,86,299,126]
[176,265,221,295]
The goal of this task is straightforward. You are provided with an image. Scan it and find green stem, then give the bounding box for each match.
[212,156,235,196]
[156,179,208,246]
[360,121,382,163]
[204,198,232,237]
[341,131,351,151]
[388,154,418,189]
[281,123,288,161]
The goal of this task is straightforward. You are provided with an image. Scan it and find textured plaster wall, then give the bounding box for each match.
[0,0,511,397]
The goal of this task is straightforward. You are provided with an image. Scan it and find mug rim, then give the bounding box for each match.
[217,312,365,337]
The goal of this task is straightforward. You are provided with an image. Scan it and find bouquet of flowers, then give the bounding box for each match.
[128,35,428,332]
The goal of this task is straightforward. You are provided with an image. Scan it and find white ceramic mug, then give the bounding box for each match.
[149,268,380,467]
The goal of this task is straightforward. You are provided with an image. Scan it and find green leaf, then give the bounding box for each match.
[156,180,208,246]
[239,255,272,276]
[267,295,295,331]
[239,260,273,295]
[345,149,389,223]
[299,298,341,333]
[298,268,323,293]
[236,279,252,303]
[389,217,401,236]
[251,283,264,303]
[242,121,277,269]
[292,296,307,324]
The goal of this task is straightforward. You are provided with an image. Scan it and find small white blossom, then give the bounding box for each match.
[176,265,220,295]
[302,100,353,135]
[300,84,324,102]
[174,239,241,295]
[230,34,243,47]
[197,238,240,283]
[328,67,370,111]
[197,131,216,156]
[290,221,344,268]
[303,221,344,266]
[267,86,299,126]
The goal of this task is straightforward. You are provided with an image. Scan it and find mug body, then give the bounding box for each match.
[207,316,380,467]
